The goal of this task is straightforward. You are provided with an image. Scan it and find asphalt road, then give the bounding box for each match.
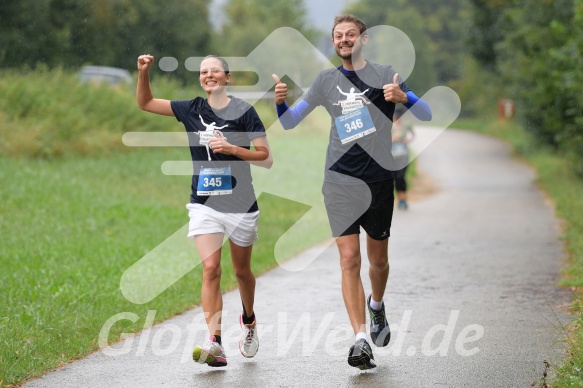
[24,127,572,387]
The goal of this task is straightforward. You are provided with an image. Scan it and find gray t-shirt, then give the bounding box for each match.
[304,62,410,184]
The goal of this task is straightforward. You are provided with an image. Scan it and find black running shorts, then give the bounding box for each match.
[322,179,394,240]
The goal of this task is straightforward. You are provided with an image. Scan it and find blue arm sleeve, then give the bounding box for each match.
[404,91,432,121]
[275,100,311,130]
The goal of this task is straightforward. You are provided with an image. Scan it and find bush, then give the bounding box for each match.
[0,68,183,158]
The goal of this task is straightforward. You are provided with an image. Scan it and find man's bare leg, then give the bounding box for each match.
[336,234,366,335]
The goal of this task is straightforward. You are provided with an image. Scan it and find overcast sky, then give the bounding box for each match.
[210,0,356,33]
[303,0,356,32]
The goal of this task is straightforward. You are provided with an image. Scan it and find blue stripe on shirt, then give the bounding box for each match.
[275,91,432,129]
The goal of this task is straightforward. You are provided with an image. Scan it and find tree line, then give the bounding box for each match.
[1,0,581,175]
[0,0,215,83]
[468,0,583,176]
[345,0,582,176]
[0,0,315,82]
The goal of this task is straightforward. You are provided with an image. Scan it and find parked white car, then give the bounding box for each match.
[79,66,133,87]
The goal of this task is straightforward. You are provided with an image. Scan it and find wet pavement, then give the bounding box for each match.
[24,128,572,387]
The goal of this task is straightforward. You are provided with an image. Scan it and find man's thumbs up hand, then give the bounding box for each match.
[272,74,288,105]
[383,72,408,103]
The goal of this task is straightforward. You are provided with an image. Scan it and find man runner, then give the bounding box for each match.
[272,14,431,369]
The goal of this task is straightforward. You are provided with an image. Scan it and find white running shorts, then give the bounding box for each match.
[186,203,259,247]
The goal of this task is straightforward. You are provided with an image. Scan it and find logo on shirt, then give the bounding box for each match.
[197,114,228,161]
[334,85,371,114]
[198,114,228,141]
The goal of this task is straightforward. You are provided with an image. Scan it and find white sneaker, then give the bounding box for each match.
[239,314,259,358]
[193,335,227,367]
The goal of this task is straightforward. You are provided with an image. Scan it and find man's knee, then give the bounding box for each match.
[337,235,362,274]
[339,248,361,274]
[341,258,361,275]
[369,255,389,272]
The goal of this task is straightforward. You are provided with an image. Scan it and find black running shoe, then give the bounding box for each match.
[347,339,377,370]
[367,295,391,347]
